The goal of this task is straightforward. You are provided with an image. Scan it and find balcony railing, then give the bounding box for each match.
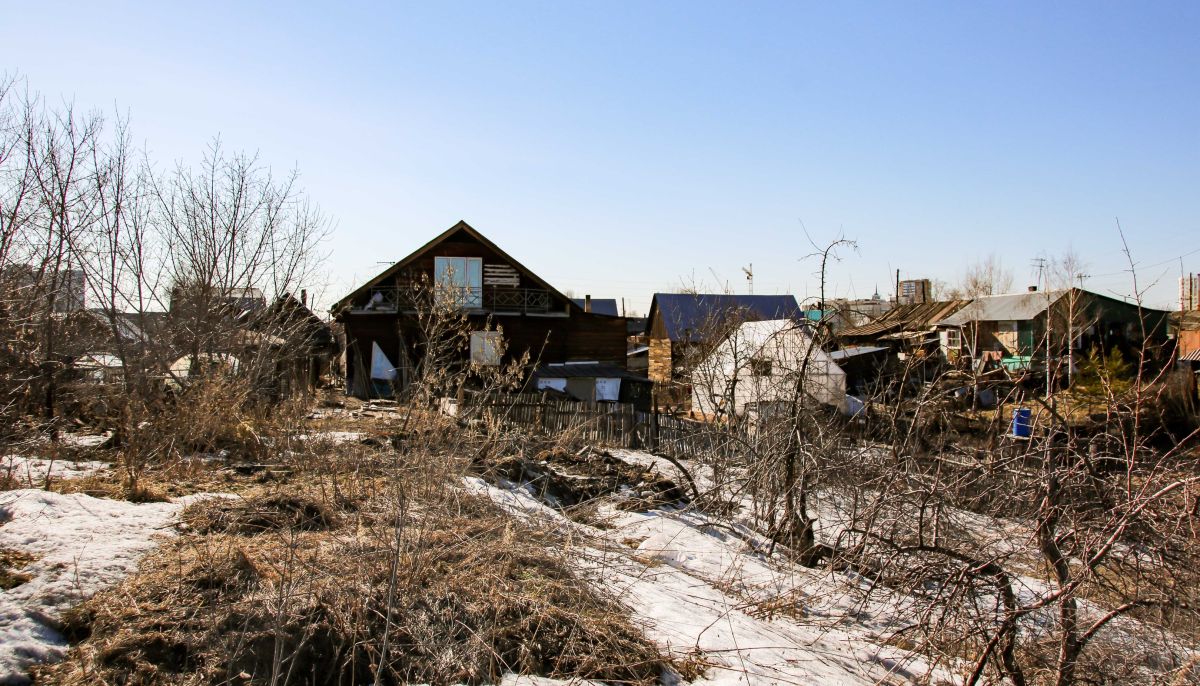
[352,286,555,314]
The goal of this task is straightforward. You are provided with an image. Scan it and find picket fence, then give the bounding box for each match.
[461,392,719,461]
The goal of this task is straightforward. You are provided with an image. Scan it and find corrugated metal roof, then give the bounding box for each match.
[649,293,802,342]
[939,291,1069,326]
[571,298,619,316]
[1181,349,1200,362]
[840,300,969,337]
[839,320,902,337]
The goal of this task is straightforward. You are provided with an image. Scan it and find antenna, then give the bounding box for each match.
[742,264,754,295]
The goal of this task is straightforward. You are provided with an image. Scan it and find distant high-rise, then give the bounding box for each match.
[1181,274,1200,311]
[1,265,85,312]
[898,278,932,305]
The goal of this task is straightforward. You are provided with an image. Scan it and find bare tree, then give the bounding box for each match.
[960,253,1015,298]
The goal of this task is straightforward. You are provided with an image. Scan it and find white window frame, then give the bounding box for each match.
[945,328,961,350]
[470,331,503,366]
[434,256,483,309]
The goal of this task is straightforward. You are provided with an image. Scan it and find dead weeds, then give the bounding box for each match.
[37,483,676,686]
[183,494,338,535]
[0,547,35,589]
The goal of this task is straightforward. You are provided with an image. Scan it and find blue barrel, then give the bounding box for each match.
[1011,408,1032,438]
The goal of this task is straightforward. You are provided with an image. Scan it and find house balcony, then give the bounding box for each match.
[351,285,556,315]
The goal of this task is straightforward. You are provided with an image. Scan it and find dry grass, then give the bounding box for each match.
[0,547,35,590]
[35,444,677,686]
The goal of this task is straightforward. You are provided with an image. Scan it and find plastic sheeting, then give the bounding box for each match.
[536,377,568,393]
[594,378,621,402]
[370,342,397,381]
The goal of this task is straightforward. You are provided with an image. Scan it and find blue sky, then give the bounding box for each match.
[4,1,1197,313]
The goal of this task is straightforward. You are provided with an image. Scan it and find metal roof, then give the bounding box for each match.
[535,362,650,381]
[648,293,802,342]
[571,298,619,316]
[938,291,1070,326]
[1181,349,1200,362]
[840,300,969,337]
[828,346,889,361]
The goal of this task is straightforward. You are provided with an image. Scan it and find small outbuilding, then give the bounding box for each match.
[689,319,846,419]
[534,362,653,409]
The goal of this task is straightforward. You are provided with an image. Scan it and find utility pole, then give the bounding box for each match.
[1032,257,1053,408]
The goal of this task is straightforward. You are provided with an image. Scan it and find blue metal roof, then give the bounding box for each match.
[571,298,620,316]
[649,293,803,342]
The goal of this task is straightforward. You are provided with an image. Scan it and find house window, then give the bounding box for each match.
[945,328,961,350]
[470,331,503,366]
[434,257,483,308]
[750,357,772,377]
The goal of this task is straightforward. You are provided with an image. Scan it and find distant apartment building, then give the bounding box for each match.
[898,279,932,305]
[1181,274,1200,311]
[1,264,86,312]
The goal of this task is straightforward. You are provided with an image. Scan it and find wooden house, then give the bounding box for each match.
[644,293,802,409]
[331,221,626,397]
[936,288,1170,373]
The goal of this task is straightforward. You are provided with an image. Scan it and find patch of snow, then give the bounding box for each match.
[495,675,601,686]
[295,431,364,444]
[1,456,109,488]
[468,474,956,685]
[461,477,575,528]
[0,489,211,684]
[56,432,112,450]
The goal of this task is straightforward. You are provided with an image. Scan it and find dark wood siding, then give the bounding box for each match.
[337,227,625,397]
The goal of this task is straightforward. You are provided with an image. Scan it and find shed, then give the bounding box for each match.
[644,293,803,409]
[534,362,652,409]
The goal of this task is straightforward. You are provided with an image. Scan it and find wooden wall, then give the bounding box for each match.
[342,309,626,397]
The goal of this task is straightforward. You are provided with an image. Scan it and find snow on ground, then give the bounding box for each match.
[57,432,112,450]
[295,430,365,444]
[466,469,957,685]
[1,455,110,488]
[0,489,211,684]
[591,506,950,685]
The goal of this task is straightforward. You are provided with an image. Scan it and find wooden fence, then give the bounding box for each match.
[461,391,720,460]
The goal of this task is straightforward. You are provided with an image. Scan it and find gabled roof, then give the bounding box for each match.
[939,290,1069,325]
[571,298,620,316]
[647,293,803,342]
[331,220,579,314]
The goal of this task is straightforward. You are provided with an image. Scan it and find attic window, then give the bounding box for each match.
[750,357,772,377]
[434,257,483,309]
